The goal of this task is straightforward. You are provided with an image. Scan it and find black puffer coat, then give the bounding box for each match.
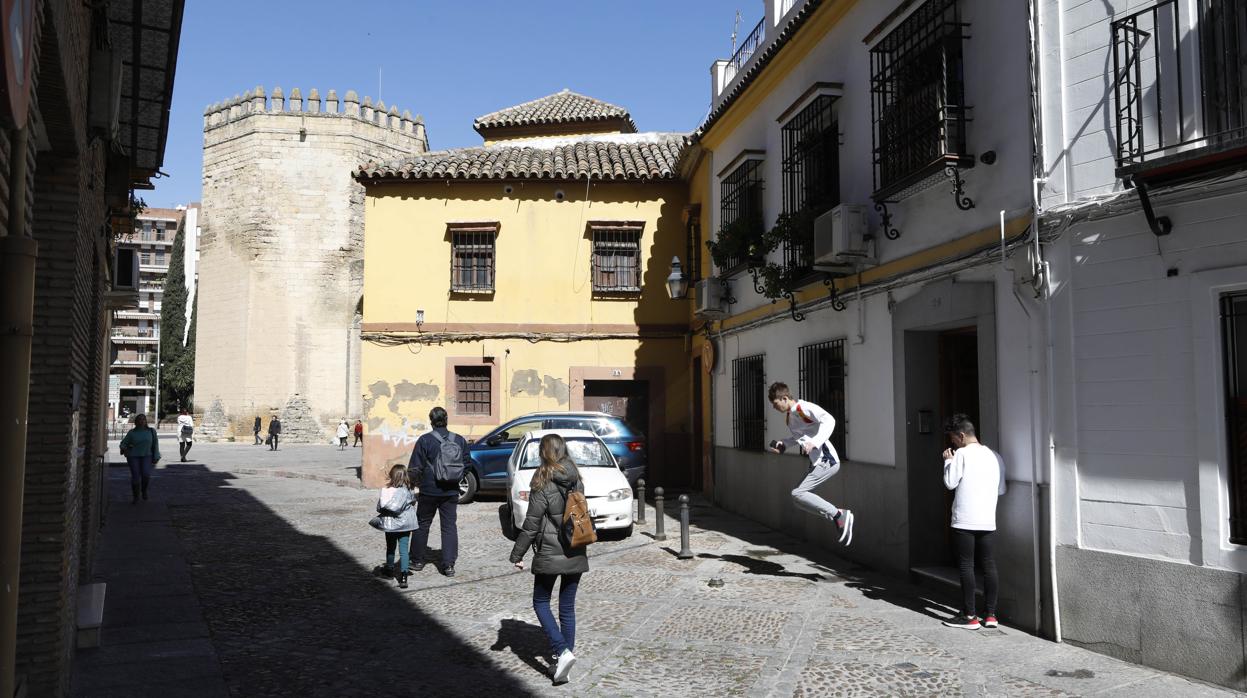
[509,463,590,576]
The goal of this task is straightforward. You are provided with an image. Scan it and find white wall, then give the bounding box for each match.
[708,0,1034,316]
[1048,189,1247,570]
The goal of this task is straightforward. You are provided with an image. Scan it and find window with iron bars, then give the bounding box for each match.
[1111,0,1247,172]
[732,354,766,451]
[782,95,840,275]
[591,225,642,294]
[799,339,847,459]
[718,159,765,272]
[454,365,492,416]
[685,207,702,284]
[870,0,970,200]
[1221,291,1247,543]
[450,226,497,293]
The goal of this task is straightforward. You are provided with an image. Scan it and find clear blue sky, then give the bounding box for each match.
[147,0,751,207]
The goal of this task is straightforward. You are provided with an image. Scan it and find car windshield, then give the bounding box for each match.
[518,438,614,469]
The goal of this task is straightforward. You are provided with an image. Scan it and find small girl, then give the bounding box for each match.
[370,464,418,588]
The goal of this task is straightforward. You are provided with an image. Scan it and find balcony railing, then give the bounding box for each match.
[1113,0,1247,175]
[729,18,765,77]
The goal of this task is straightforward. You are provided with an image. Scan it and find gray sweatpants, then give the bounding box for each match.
[791,457,841,521]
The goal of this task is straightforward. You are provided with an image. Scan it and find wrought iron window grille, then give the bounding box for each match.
[450,226,497,294]
[732,354,766,451]
[1221,291,1247,544]
[454,365,491,416]
[798,338,848,458]
[781,94,841,279]
[684,205,703,284]
[869,0,974,221]
[590,225,643,295]
[1112,0,1247,182]
[715,159,765,274]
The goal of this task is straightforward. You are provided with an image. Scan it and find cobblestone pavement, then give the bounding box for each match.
[72,443,1243,697]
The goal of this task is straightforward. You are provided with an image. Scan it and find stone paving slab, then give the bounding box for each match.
[75,443,1244,697]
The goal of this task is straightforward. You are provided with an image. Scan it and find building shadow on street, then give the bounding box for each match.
[72,463,536,696]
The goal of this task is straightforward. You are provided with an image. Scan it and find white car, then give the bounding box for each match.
[507,429,634,537]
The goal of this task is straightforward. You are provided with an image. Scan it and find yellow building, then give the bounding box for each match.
[356,90,693,490]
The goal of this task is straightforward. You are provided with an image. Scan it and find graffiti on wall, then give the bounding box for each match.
[377,418,425,447]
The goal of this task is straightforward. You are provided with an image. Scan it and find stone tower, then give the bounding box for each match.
[195,87,428,441]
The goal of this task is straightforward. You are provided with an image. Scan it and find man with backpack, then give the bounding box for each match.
[407,406,470,577]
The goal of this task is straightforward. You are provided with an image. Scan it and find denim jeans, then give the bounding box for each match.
[533,573,581,657]
[953,528,998,617]
[126,455,154,487]
[409,495,458,567]
[385,532,411,573]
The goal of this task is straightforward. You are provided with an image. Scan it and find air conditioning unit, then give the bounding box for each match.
[694,277,729,320]
[813,204,876,273]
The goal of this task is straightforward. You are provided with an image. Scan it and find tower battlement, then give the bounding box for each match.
[203,86,428,150]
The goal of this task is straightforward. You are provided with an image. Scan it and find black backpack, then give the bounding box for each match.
[430,431,466,482]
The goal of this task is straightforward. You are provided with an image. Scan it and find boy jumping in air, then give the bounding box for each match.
[767,382,854,545]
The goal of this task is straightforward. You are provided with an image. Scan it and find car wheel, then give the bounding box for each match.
[458,471,479,504]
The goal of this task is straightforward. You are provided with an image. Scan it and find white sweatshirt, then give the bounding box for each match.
[943,442,1007,531]
[780,399,840,466]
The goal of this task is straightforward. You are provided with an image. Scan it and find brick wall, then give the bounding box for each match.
[14,0,113,693]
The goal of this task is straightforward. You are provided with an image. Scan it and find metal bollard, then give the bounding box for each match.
[636,479,646,524]
[654,487,667,541]
[677,494,693,559]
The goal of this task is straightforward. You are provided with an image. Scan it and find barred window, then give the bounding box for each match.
[870,0,970,199]
[732,354,766,451]
[799,339,847,459]
[718,158,764,272]
[782,94,840,274]
[450,225,496,293]
[454,365,491,416]
[685,205,702,284]
[591,224,642,294]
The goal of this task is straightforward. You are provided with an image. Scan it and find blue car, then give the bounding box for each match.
[457,411,647,503]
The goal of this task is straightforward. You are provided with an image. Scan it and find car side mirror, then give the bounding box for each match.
[486,436,502,447]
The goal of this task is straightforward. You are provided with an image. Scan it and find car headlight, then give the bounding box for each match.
[606,488,631,501]
[517,490,529,502]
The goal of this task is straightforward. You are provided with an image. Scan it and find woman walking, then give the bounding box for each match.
[119,414,161,503]
[336,419,350,450]
[509,434,588,684]
[370,464,418,588]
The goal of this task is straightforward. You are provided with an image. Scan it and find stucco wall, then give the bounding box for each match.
[195,89,426,442]
[359,180,691,487]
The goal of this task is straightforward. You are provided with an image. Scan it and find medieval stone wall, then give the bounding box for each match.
[195,87,426,442]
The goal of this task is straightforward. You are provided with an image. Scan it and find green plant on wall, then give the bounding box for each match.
[705,210,815,301]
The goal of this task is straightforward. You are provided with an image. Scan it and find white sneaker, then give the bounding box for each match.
[553,649,576,683]
[837,510,854,546]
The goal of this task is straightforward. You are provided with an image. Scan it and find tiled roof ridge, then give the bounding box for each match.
[357,132,689,182]
[473,89,637,133]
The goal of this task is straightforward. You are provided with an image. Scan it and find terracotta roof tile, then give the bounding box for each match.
[473,89,637,134]
[357,133,688,183]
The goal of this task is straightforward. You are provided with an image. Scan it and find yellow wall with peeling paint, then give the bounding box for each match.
[359,179,692,488]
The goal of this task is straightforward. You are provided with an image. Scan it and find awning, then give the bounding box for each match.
[107,0,185,188]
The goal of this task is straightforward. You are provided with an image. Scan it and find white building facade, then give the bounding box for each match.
[1036,0,1247,687]
[691,0,1050,632]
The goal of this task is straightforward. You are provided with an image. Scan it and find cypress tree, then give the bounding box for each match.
[158,217,191,413]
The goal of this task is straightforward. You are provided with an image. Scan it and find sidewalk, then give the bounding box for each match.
[73,444,1242,696]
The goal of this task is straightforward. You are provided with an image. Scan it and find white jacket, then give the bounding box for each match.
[943,442,1007,531]
[336,422,350,438]
[780,399,840,466]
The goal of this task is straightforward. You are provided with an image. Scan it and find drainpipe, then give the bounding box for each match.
[0,125,37,698]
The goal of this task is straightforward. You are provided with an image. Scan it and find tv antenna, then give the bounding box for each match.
[731,10,741,54]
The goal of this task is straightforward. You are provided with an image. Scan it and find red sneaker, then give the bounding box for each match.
[982,615,999,628]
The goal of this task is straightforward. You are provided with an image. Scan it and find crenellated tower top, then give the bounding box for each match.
[203,86,428,150]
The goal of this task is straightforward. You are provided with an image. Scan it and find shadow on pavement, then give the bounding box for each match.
[73,463,535,696]
[693,552,825,582]
[490,618,553,679]
[843,580,955,623]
